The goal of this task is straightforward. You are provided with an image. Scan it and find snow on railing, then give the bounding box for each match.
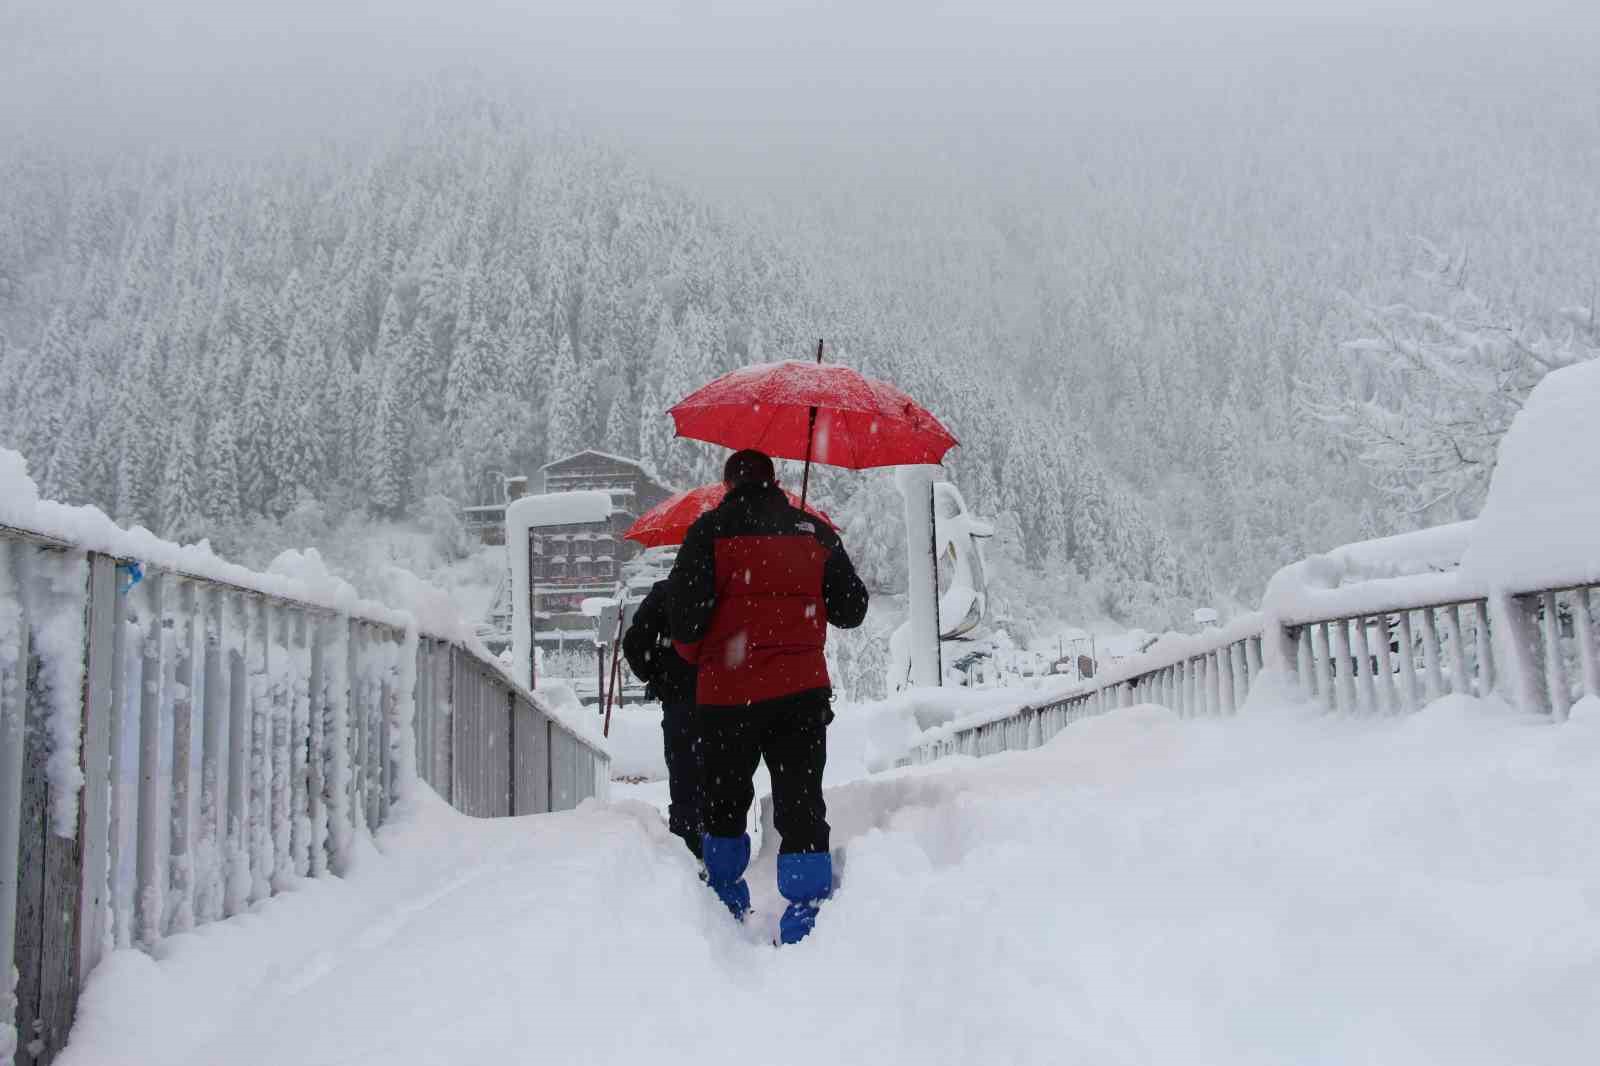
[906,617,1267,765]
[910,547,1598,768]
[0,457,608,1065]
[909,358,1600,770]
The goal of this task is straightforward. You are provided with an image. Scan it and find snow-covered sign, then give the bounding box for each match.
[506,490,614,530]
[1193,607,1219,626]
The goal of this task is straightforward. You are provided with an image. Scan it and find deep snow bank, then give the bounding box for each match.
[60,693,1600,1066]
[1461,356,1600,593]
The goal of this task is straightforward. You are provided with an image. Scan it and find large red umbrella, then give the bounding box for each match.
[624,483,834,548]
[667,343,958,503]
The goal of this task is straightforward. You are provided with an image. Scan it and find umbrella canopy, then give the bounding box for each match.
[667,360,958,471]
[624,482,835,548]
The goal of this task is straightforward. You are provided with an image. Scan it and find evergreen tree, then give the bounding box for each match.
[444,309,499,429]
[637,381,674,481]
[42,389,87,503]
[237,353,279,508]
[160,411,205,543]
[203,406,242,525]
[369,365,408,517]
[602,382,638,457]
[545,328,584,461]
[270,316,326,512]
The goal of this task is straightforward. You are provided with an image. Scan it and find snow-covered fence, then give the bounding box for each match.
[907,619,1266,764]
[907,537,1599,770]
[909,358,1600,769]
[1273,585,1598,718]
[439,649,603,818]
[0,523,607,1066]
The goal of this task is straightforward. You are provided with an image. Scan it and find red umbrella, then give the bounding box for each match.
[668,342,959,504]
[624,482,834,548]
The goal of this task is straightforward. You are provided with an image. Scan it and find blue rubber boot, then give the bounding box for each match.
[777,852,833,945]
[701,833,751,921]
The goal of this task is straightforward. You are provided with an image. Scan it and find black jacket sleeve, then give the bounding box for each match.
[821,531,870,630]
[668,515,718,646]
[621,582,668,686]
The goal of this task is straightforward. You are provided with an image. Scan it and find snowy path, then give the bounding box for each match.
[61,696,1600,1066]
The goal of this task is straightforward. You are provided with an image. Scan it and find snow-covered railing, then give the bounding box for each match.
[0,519,606,1066]
[908,358,1600,769]
[906,618,1267,765]
[906,532,1599,770]
[1265,529,1599,720]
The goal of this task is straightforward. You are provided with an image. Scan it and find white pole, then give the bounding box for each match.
[896,465,942,688]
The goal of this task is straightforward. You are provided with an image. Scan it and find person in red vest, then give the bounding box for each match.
[668,449,869,944]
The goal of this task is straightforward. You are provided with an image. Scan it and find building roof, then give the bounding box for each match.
[541,449,656,476]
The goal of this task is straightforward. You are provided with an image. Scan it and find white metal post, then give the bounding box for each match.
[896,465,942,688]
[0,541,31,1057]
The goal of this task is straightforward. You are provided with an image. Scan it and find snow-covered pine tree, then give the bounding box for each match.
[160,410,205,543]
[602,382,638,457]
[269,314,327,512]
[202,406,242,526]
[636,380,673,481]
[444,309,500,430]
[369,364,408,517]
[42,388,88,503]
[545,328,585,461]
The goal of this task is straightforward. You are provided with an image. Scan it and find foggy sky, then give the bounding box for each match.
[4,0,1596,148]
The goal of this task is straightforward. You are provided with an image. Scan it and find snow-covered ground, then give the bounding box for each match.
[59,687,1600,1066]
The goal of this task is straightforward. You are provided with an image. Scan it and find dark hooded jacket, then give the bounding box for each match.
[621,580,697,706]
[668,481,869,708]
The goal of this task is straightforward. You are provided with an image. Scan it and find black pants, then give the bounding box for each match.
[700,690,831,855]
[661,701,704,859]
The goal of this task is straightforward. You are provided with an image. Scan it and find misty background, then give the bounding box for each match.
[2,0,1598,693]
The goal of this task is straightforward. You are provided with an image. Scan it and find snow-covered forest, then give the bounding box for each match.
[1,14,1596,636]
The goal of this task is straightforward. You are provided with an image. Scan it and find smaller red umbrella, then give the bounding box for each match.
[624,482,834,548]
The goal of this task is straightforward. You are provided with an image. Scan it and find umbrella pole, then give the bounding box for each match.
[799,337,824,507]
